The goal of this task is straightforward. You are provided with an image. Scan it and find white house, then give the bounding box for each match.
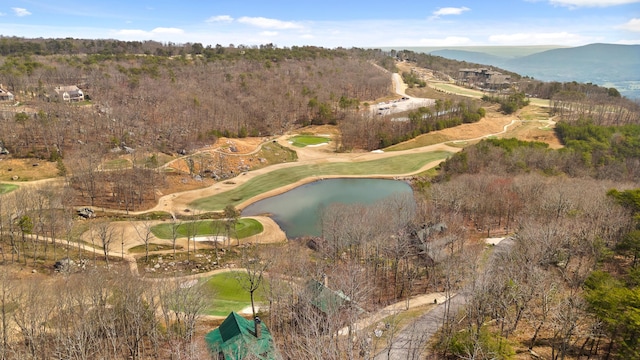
[54,85,84,102]
[0,84,14,102]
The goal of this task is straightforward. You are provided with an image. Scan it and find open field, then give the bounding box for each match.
[150,219,264,239]
[101,158,132,170]
[385,133,455,152]
[189,151,451,211]
[430,83,485,98]
[0,158,58,181]
[202,271,267,316]
[382,103,560,152]
[429,82,550,107]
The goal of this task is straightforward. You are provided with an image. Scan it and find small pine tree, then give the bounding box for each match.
[56,158,67,176]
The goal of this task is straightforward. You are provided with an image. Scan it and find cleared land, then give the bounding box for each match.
[0,158,58,181]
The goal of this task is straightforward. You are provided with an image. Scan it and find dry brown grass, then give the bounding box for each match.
[0,158,59,181]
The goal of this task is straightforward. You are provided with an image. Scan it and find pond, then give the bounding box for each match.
[241,178,413,238]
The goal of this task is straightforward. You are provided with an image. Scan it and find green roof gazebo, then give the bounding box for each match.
[205,312,280,360]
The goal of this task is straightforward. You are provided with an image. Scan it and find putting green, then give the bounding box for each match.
[202,271,267,316]
[150,219,263,239]
[289,135,330,147]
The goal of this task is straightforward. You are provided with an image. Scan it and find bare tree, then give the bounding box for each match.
[94,220,115,266]
[237,246,271,318]
[131,218,154,263]
[155,278,208,359]
[0,268,17,359]
[13,278,55,358]
[224,205,240,248]
[170,217,182,259]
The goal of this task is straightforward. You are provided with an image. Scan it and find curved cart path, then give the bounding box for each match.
[373,237,515,359]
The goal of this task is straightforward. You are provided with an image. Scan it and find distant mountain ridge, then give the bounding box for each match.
[429,43,640,98]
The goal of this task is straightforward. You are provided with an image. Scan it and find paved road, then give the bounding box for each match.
[374,237,514,359]
[374,293,466,360]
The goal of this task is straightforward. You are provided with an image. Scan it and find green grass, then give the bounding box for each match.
[150,219,263,239]
[202,271,267,316]
[128,243,180,253]
[528,98,550,107]
[190,151,452,211]
[384,133,453,151]
[102,158,131,170]
[289,135,330,147]
[431,83,550,107]
[0,183,19,194]
[431,83,485,98]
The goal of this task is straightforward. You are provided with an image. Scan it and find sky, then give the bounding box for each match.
[0,0,639,48]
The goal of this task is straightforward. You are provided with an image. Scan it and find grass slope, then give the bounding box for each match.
[190,151,451,211]
[203,271,267,316]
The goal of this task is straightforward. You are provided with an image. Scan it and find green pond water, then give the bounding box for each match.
[241,178,413,238]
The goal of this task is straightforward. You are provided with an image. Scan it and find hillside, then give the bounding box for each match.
[506,43,640,81]
[429,43,640,98]
[429,49,507,67]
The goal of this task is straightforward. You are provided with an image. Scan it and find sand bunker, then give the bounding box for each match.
[193,235,227,242]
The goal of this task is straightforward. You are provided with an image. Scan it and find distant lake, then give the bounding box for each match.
[242,178,413,238]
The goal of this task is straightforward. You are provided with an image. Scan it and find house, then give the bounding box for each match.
[306,275,365,317]
[412,222,448,264]
[205,312,281,360]
[306,277,352,316]
[0,84,14,102]
[53,85,84,102]
[458,68,511,90]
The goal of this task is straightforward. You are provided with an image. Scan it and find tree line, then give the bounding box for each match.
[423,116,639,357]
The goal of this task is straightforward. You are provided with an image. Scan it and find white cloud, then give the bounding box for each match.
[618,18,640,32]
[12,8,31,17]
[260,31,278,36]
[207,15,234,23]
[489,31,591,45]
[431,6,470,18]
[0,12,5,16]
[151,27,184,34]
[419,36,472,46]
[237,16,303,30]
[549,0,640,7]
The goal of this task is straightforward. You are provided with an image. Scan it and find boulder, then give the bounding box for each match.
[77,207,95,219]
[54,257,76,272]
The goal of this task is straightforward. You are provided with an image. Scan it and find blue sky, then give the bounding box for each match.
[1,0,639,48]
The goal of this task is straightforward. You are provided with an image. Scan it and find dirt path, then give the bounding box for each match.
[149,141,460,216]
